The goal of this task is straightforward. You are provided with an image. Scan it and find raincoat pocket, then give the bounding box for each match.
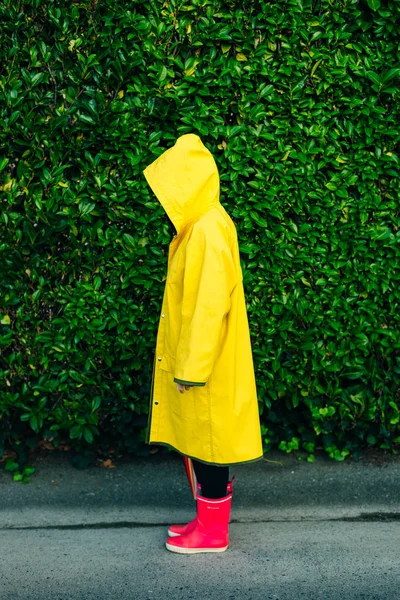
[158,353,176,373]
[159,352,199,423]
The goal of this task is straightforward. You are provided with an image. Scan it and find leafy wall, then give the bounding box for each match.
[1,0,399,474]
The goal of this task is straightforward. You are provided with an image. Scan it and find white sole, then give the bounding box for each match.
[165,542,228,554]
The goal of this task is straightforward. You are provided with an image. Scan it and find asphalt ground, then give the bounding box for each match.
[1,449,399,599]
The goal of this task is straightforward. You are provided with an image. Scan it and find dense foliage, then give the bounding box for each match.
[1,0,399,478]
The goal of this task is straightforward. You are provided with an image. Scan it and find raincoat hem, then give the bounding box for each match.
[148,441,265,467]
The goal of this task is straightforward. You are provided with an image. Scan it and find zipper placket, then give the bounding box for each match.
[146,236,178,445]
[145,353,156,444]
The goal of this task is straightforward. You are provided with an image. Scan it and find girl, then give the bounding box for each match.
[143,133,263,554]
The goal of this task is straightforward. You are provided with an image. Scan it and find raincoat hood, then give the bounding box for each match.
[143,134,220,234]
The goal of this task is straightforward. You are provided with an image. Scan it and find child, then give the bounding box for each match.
[143,133,263,554]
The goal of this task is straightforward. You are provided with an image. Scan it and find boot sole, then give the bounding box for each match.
[165,542,228,554]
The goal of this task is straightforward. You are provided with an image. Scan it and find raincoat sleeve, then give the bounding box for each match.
[173,220,238,386]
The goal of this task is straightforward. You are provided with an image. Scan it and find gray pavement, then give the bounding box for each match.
[1,449,400,599]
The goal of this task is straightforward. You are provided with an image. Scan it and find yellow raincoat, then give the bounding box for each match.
[143,134,263,465]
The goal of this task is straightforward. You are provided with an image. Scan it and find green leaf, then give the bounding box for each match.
[31,72,45,87]
[79,114,96,125]
[366,71,380,85]
[366,0,381,10]
[381,68,400,84]
[23,466,36,476]
[122,233,136,248]
[91,397,101,412]
[83,427,94,443]
[29,414,39,432]
[70,424,83,439]
[78,200,96,216]
[5,459,19,472]
[158,65,167,82]
[0,158,9,172]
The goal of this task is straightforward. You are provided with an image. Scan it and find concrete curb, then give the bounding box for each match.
[1,450,399,529]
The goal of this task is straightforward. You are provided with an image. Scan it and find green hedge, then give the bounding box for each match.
[1,0,400,477]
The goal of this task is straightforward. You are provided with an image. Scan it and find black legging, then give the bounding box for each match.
[192,459,229,499]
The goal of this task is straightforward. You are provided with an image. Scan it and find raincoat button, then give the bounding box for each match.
[161,313,165,318]
[154,401,159,405]
[158,357,162,361]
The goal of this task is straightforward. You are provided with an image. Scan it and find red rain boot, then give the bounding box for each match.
[168,477,235,538]
[165,488,233,554]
